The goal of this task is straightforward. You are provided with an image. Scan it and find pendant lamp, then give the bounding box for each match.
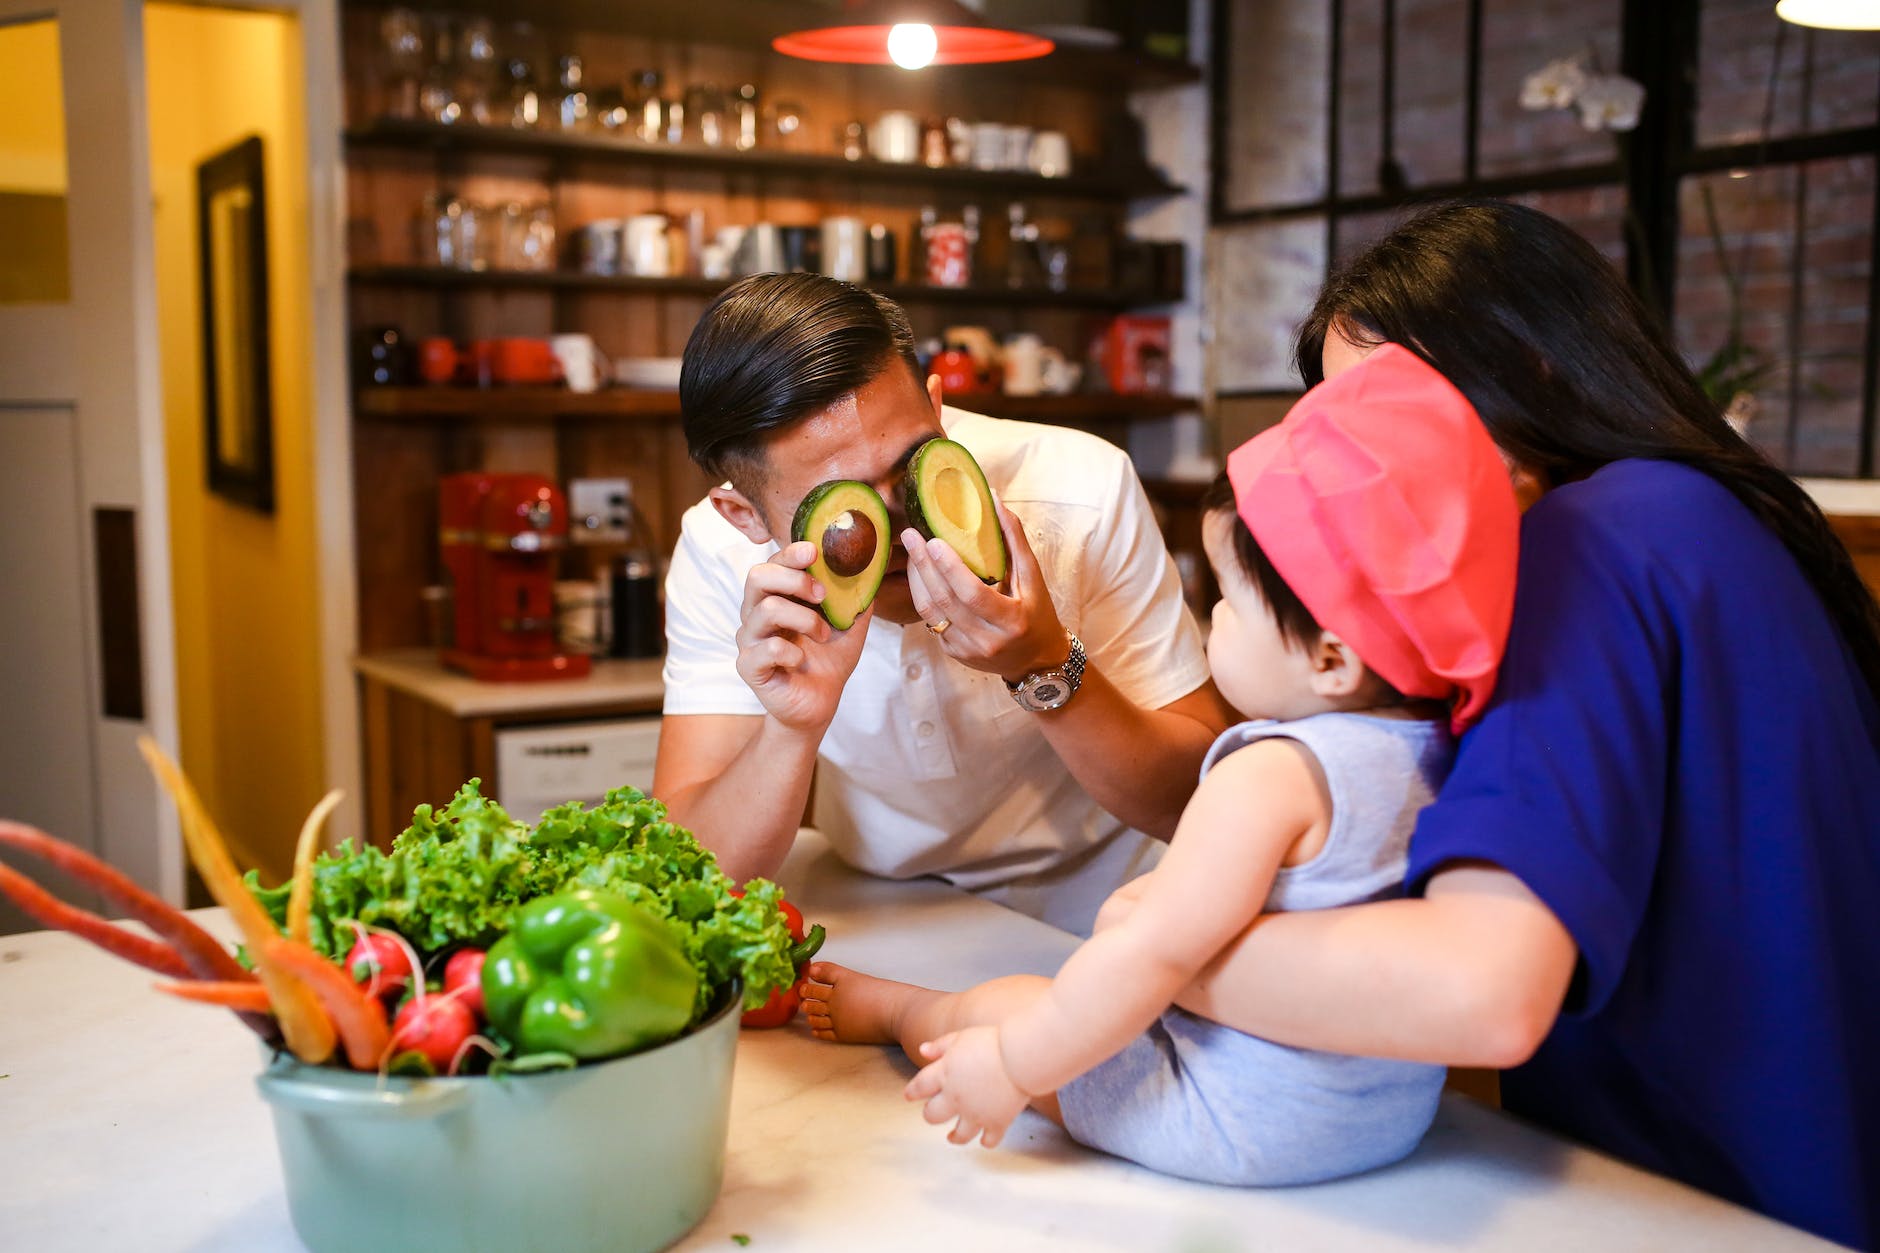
[773,0,1055,69]
[1776,0,1880,29]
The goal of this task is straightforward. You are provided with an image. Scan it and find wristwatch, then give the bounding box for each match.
[1006,632,1085,712]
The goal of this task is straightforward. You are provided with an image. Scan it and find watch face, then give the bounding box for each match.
[1025,674,1070,710]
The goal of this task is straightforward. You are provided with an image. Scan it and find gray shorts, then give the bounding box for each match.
[1057,1008,1444,1186]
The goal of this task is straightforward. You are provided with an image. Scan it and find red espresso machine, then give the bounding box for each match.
[438,472,591,681]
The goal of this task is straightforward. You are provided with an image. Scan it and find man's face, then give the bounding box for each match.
[741,362,946,625]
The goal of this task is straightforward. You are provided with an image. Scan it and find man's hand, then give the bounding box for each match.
[904,1025,1031,1149]
[736,540,872,731]
[902,503,1068,685]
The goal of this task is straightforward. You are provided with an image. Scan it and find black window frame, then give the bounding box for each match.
[1209,0,1880,478]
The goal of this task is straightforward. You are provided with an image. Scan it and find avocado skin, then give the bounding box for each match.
[904,438,1007,584]
[790,479,890,629]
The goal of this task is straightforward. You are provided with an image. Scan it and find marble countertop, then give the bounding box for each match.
[354,647,665,718]
[0,832,1840,1252]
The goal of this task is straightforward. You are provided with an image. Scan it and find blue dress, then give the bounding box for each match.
[1406,459,1880,1249]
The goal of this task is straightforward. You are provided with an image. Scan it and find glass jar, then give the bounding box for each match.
[551,55,588,131]
[504,57,539,129]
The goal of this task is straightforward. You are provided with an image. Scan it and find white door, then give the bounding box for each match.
[0,0,179,929]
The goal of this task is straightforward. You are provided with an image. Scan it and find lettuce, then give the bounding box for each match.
[246,780,796,1013]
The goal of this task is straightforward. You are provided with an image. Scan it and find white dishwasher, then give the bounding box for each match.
[492,717,663,824]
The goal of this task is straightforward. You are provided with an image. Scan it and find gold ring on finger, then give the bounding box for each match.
[926,618,951,637]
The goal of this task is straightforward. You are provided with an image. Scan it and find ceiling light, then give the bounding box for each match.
[887,23,939,69]
[1776,0,1880,30]
[774,0,1054,67]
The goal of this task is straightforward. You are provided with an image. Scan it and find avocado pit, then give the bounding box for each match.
[820,510,878,578]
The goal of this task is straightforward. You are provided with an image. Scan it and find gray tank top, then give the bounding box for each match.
[1200,712,1455,913]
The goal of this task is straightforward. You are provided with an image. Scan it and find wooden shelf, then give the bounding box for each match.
[347,265,1175,310]
[345,118,1185,202]
[353,386,1199,425]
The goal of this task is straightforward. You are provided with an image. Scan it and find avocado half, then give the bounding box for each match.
[791,479,891,630]
[904,438,1008,584]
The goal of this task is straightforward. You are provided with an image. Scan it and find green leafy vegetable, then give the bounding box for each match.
[245,780,796,1016]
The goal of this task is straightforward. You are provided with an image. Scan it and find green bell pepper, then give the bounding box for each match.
[482,889,698,1060]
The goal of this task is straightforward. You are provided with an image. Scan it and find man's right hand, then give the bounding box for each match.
[735,539,873,731]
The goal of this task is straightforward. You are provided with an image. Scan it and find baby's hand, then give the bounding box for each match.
[903,1025,1030,1148]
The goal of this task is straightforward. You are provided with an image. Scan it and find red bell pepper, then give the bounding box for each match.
[740,923,825,1029]
[729,888,825,1029]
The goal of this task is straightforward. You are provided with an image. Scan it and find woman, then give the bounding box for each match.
[1171,200,1880,1249]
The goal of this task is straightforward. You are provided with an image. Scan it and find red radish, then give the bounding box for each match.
[390,993,478,1072]
[345,930,413,999]
[443,949,486,1018]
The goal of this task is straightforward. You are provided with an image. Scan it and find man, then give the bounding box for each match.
[652,273,1231,933]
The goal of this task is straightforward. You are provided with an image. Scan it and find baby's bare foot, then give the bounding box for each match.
[801,962,929,1046]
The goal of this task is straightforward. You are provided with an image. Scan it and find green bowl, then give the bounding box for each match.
[255,986,741,1253]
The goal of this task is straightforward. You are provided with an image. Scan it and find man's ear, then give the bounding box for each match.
[1307,631,1369,700]
[708,484,774,546]
[925,370,944,420]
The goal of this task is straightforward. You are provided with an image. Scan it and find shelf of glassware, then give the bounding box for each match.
[346,264,1175,311]
[343,117,1185,203]
[352,386,1200,426]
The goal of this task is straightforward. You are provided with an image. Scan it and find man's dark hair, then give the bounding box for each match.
[679,273,922,486]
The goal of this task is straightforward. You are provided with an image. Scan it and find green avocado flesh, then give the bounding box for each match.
[905,438,1007,584]
[791,480,891,629]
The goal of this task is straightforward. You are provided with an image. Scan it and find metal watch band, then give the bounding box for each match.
[1007,632,1084,711]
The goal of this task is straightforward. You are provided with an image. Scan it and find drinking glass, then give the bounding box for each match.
[379,7,425,119]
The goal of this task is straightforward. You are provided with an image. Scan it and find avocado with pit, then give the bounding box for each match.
[904,438,1008,584]
[791,479,891,629]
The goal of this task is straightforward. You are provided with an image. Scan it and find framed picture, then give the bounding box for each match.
[198,135,273,513]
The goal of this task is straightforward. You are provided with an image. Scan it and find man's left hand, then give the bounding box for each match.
[902,503,1069,685]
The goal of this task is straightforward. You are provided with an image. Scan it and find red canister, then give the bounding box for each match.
[925,222,971,288]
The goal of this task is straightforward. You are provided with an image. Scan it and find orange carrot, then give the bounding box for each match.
[155,980,276,1013]
[0,862,194,978]
[287,790,343,947]
[264,936,392,1070]
[138,737,337,1066]
[0,821,252,984]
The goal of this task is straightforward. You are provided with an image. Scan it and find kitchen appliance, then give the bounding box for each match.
[438,472,591,681]
[494,716,662,823]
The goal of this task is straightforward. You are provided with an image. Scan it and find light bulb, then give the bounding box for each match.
[887,22,938,70]
[1776,0,1880,29]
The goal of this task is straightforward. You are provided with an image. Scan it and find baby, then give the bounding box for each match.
[803,343,1519,1185]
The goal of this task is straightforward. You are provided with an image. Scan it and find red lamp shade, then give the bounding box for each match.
[773,0,1054,65]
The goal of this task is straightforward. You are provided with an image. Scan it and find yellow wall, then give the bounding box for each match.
[0,20,66,193]
[0,21,70,303]
[147,4,321,881]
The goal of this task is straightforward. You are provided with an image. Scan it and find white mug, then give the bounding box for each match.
[1040,347,1081,395]
[1002,125,1035,171]
[871,110,921,163]
[550,333,608,393]
[1028,130,1071,178]
[820,216,867,282]
[1002,332,1045,396]
[624,213,670,277]
[970,121,1006,170]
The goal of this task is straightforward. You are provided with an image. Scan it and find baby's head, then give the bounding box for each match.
[1203,344,1522,734]
[1201,480,1404,722]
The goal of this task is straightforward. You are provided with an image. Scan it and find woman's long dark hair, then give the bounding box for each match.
[1296,198,1880,700]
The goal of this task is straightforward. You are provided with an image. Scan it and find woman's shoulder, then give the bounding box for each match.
[1524,459,1760,569]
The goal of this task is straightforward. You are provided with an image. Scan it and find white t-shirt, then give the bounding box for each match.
[662,407,1211,924]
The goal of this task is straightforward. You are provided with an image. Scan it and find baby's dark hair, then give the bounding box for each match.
[1204,471,1412,705]
[1201,472,1323,649]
